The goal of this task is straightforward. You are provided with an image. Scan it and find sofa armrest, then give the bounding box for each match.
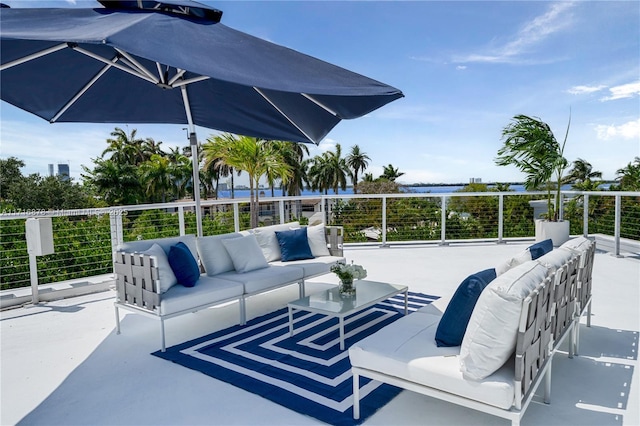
[325,225,344,257]
[114,252,161,312]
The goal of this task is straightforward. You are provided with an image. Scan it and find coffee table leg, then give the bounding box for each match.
[339,317,345,350]
[288,307,294,337]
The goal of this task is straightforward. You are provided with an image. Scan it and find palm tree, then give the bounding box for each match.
[362,172,375,183]
[381,164,404,182]
[139,154,174,202]
[102,127,144,165]
[346,145,370,194]
[615,157,640,191]
[309,144,348,194]
[203,134,243,199]
[267,141,310,196]
[496,114,570,221]
[565,158,602,190]
[203,135,291,227]
[81,158,141,205]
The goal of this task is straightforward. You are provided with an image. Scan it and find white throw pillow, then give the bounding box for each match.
[495,249,532,276]
[221,234,269,273]
[560,236,592,254]
[140,243,177,293]
[196,233,242,275]
[460,260,548,380]
[306,224,331,257]
[252,222,300,262]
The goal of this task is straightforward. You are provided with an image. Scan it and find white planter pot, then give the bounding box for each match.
[535,219,570,247]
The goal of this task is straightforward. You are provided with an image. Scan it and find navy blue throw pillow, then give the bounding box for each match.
[275,228,314,262]
[435,268,497,347]
[168,242,200,287]
[528,239,553,260]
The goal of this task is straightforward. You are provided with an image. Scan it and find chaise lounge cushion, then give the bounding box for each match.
[222,234,269,273]
[460,260,548,380]
[275,228,314,262]
[216,265,303,294]
[140,243,177,293]
[435,268,497,347]
[168,242,200,287]
[197,232,243,276]
[349,310,516,410]
[160,275,244,315]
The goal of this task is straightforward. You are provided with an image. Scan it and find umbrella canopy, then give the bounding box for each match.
[0,1,403,234]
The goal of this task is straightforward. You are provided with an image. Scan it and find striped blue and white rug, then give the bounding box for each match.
[153,291,438,426]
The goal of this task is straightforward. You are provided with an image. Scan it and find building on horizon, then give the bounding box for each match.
[57,163,70,181]
[48,164,54,177]
[469,177,482,184]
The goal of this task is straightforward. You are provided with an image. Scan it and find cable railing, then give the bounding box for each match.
[1,191,638,297]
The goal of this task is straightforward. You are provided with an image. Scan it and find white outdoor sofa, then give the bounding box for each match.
[113,222,344,351]
[350,237,596,426]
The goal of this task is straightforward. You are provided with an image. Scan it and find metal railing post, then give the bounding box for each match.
[279,200,285,224]
[583,194,589,237]
[178,206,186,236]
[109,211,124,263]
[321,195,326,224]
[233,202,240,233]
[614,195,621,256]
[381,196,388,247]
[559,192,565,221]
[498,194,504,244]
[440,195,448,245]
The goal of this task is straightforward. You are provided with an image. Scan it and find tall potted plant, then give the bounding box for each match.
[495,113,571,246]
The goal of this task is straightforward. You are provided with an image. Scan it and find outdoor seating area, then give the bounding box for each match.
[1,241,638,425]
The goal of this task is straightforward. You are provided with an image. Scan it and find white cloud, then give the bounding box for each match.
[567,85,606,95]
[595,119,640,140]
[454,2,575,64]
[600,81,640,101]
[456,65,467,71]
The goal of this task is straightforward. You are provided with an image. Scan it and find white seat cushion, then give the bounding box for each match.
[216,265,304,294]
[270,255,345,278]
[160,275,243,316]
[349,311,516,410]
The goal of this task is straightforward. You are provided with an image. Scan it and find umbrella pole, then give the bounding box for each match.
[190,132,203,237]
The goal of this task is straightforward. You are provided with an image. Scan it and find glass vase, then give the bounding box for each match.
[339,277,356,297]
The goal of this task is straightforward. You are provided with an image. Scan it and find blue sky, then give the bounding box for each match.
[1,0,639,186]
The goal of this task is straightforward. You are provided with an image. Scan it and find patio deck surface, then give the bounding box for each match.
[1,242,639,425]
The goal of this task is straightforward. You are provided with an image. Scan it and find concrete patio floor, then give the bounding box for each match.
[1,242,639,425]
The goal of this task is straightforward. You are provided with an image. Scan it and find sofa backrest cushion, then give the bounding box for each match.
[140,243,177,293]
[435,268,497,347]
[527,239,553,260]
[459,260,547,380]
[560,236,592,253]
[118,235,198,262]
[305,224,331,257]
[197,233,243,275]
[221,234,269,273]
[275,228,314,262]
[252,222,300,262]
[495,249,532,276]
[535,247,574,272]
[168,242,200,287]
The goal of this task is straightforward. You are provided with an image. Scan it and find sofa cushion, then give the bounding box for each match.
[435,268,497,347]
[197,233,243,275]
[306,224,331,257]
[168,242,200,287]
[460,261,547,380]
[536,248,574,271]
[160,275,243,316]
[275,228,314,262]
[270,255,345,278]
[141,243,177,293]
[349,311,516,410]
[495,249,532,276]
[221,234,269,273]
[527,239,553,260]
[560,236,592,253]
[119,234,198,261]
[252,222,300,262]
[216,265,303,294]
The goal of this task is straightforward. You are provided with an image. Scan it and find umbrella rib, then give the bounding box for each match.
[0,43,68,71]
[114,48,159,83]
[168,69,187,85]
[50,57,118,123]
[172,75,210,87]
[254,87,317,144]
[71,46,158,85]
[302,94,339,117]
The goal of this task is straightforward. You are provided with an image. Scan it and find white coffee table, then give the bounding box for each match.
[287,280,409,350]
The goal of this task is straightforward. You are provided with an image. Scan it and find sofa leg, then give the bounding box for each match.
[114,305,121,335]
[240,297,247,326]
[160,319,166,352]
[586,300,592,327]
[352,371,360,419]
[299,280,305,299]
[544,357,552,404]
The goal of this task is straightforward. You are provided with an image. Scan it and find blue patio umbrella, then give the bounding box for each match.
[0,0,403,235]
